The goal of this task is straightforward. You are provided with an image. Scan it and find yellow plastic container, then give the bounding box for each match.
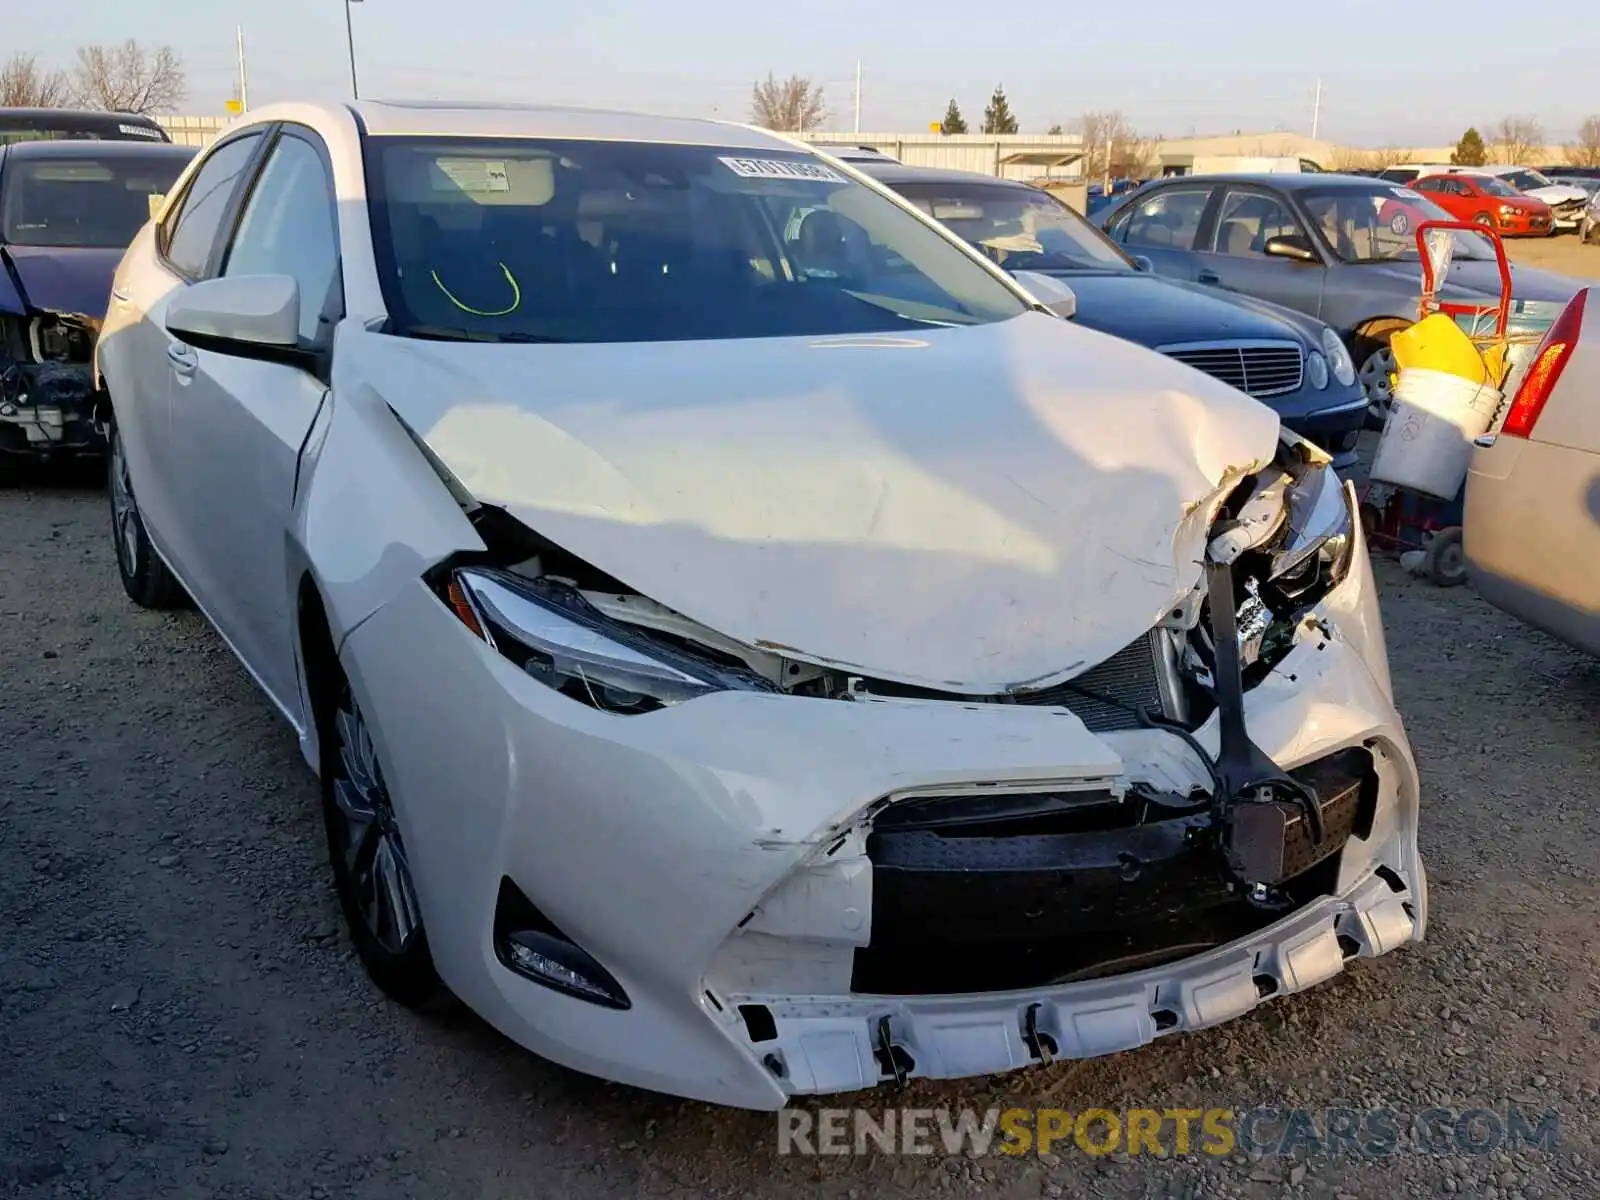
[1389,313,1487,385]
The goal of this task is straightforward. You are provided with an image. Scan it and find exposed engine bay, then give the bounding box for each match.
[0,310,101,459]
[426,432,1386,995]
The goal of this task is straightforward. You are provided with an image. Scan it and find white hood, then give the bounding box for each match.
[1527,184,1587,206]
[347,313,1279,691]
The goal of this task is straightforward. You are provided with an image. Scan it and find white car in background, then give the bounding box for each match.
[95,100,1425,1109]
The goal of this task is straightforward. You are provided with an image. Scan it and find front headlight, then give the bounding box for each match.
[1321,327,1356,387]
[448,568,767,713]
[1306,350,1330,390]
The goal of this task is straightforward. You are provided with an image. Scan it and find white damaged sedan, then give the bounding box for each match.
[96,101,1425,1109]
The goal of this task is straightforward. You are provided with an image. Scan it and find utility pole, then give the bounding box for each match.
[853,60,862,134]
[236,25,249,112]
[1311,78,1323,140]
[344,0,362,100]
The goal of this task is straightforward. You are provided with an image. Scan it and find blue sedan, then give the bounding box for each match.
[857,162,1370,465]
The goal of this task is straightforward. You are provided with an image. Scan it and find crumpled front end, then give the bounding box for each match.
[337,416,1423,1109]
[0,309,102,460]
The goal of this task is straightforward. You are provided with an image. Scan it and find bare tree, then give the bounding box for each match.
[1329,144,1416,172]
[0,52,70,107]
[1567,115,1600,168]
[749,74,827,133]
[71,40,185,114]
[1491,116,1544,165]
[1077,110,1153,185]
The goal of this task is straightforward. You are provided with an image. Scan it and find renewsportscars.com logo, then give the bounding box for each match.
[776,1105,1561,1159]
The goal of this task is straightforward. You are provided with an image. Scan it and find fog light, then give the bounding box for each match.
[492,877,631,1009]
[500,930,630,1008]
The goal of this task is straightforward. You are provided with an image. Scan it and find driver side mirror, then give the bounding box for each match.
[1010,270,1077,320]
[165,274,321,371]
[1262,234,1319,264]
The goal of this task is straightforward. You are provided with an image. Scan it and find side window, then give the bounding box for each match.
[222,133,340,345]
[1212,191,1301,257]
[162,133,262,279]
[1414,178,1443,193]
[1119,188,1212,251]
[1449,180,1474,196]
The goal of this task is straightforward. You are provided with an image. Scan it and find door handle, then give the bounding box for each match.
[167,342,198,377]
[1197,270,1221,285]
[111,287,132,305]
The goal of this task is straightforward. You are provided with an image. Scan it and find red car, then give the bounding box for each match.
[1413,173,1552,236]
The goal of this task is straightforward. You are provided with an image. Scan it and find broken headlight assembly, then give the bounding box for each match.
[1197,446,1354,684]
[1178,444,1359,900]
[442,567,771,714]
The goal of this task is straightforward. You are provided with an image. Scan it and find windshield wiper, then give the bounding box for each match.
[401,324,574,344]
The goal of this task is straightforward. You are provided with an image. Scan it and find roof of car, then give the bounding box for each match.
[348,100,792,150]
[0,106,163,123]
[1143,172,1388,191]
[0,140,195,162]
[854,161,1032,188]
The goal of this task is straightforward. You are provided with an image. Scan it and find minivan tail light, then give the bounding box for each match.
[1501,288,1588,439]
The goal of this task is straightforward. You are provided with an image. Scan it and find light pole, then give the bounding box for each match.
[344,0,362,100]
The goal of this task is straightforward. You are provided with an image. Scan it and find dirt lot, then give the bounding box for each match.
[3,244,1598,1199]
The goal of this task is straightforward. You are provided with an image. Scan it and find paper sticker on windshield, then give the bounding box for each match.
[147,192,166,219]
[1391,188,1424,200]
[719,156,844,183]
[432,158,512,193]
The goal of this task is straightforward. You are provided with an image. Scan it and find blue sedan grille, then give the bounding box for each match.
[1162,341,1305,398]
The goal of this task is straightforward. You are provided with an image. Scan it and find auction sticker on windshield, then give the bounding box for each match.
[720,157,845,183]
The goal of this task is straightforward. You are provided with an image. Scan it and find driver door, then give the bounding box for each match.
[164,126,342,722]
[1194,186,1328,318]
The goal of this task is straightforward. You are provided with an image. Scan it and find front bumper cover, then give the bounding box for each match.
[342,515,1421,1109]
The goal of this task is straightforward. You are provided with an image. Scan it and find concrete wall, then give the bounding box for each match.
[156,115,228,146]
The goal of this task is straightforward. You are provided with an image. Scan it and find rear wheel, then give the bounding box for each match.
[321,680,453,1012]
[108,425,188,610]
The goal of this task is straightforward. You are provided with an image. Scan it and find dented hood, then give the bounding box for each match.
[351,312,1279,691]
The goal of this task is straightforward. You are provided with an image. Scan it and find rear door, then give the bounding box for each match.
[102,130,266,577]
[1101,183,1217,281]
[164,126,342,718]
[1193,185,1328,317]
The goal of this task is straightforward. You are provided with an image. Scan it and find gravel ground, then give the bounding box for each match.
[2,291,1597,1198]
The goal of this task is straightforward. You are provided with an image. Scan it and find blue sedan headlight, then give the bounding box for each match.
[1322,328,1357,386]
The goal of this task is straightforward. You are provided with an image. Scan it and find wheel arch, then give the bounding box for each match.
[295,572,342,776]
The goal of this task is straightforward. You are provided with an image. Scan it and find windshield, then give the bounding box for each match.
[1299,183,1495,263]
[366,138,1029,344]
[1478,176,1521,198]
[1501,170,1550,191]
[888,180,1132,273]
[0,152,190,247]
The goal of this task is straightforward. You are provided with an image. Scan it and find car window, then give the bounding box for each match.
[1414,178,1443,193]
[1378,168,1418,183]
[222,133,339,345]
[1212,190,1301,257]
[1117,187,1211,252]
[367,138,1028,344]
[163,133,261,279]
[0,151,190,248]
[888,179,1131,272]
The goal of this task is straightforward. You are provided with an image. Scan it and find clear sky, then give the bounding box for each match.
[21,0,1600,147]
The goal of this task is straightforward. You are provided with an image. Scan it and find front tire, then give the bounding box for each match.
[108,425,188,610]
[321,681,453,1012]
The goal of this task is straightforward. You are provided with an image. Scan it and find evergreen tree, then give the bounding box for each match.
[939,98,967,135]
[1451,127,1487,166]
[982,85,1018,135]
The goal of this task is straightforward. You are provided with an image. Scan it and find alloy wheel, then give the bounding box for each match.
[1358,344,1398,421]
[330,697,422,956]
[109,432,142,577]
